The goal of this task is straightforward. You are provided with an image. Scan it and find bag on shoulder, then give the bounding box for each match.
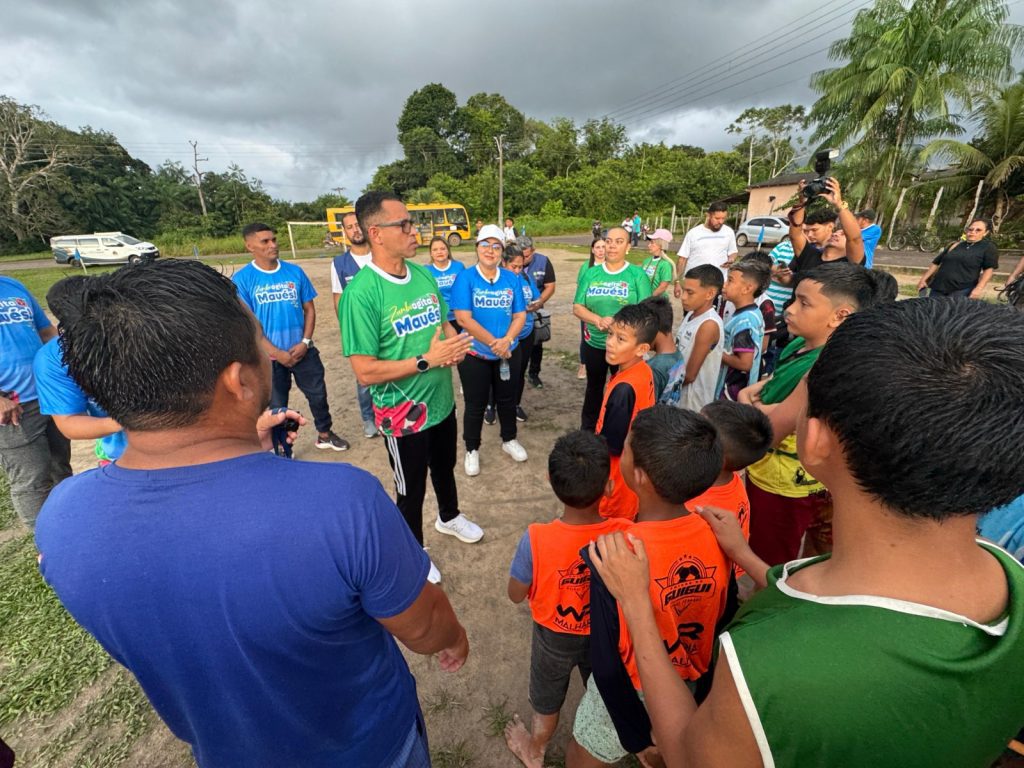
[533,312,552,342]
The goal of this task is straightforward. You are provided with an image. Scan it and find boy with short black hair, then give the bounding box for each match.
[592,298,1024,768]
[639,295,681,400]
[505,430,627,768]
[716,261,769,400]
[567,405,729,767]
[663,265,723,411]
[596,304,658,520]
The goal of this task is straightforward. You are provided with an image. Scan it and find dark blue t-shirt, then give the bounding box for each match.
[232,261,317,351]
[35,452,429,768]
[449,264,526,359]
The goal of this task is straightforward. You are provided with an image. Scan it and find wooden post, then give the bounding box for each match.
[287,222,297,260]
[925,186,944,232]
[670,205,677,232]
[885,187,908,250]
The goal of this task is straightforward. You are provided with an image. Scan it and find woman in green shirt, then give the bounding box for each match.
[576,238,607,379]
[573,227,652,430]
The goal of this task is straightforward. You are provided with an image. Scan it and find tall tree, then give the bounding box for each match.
[727,105,808,183]
[579,118,628,166]
[0,97,73,242]
[923,78,1024,230]
[810,0,1024,207]
[455,93,527,173]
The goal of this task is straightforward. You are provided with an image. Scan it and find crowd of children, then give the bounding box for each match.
[497,250,1024,768]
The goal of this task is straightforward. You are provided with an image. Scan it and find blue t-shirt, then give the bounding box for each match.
[449,265,526,359]
[979,495,1024,563]
[425,260,466,321]
[33,338,127,460]
[861,224,882,268]
[0,276,51,403]
[232,261,316,351]
[35,453,429,768]
[518,272,538,340]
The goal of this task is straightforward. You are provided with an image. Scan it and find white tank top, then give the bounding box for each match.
[674,307,724,411]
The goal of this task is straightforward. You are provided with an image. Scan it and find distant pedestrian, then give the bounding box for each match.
[855,209,882,268]
[631,210,642,247]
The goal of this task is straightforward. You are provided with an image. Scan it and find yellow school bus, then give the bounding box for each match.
[326,203,471,247]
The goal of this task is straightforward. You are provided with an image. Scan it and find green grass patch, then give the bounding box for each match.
[481,698,513,737]
[516,215,592,237]
[0,534,114,727]
[431,740,474,768]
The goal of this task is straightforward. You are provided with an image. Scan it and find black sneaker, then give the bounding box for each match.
[529,375,543,389]
[483,406,496,425]
[315,431,350,451]
[516,406,528,422]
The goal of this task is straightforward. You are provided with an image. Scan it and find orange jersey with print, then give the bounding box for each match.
[596,361,655,520]
[619,514,730,688]
[686,471,750,577]
[528,518,631,634]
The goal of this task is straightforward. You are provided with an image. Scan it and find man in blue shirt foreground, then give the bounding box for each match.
[35,260,469,767]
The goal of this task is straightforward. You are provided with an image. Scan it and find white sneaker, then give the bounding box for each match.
[464,450,480,476]
[426,553,442,584]
[502,439,528,462]
[435,514,484,544]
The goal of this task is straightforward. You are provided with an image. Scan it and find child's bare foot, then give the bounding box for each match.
[504,714,544,768]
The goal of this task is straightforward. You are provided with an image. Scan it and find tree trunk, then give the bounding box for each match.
[925,186,944,231]
[885,187,908,250]
[993,191,1007,233]
[965,180,985,226]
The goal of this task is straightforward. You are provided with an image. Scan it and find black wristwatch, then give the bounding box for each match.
[415,354,429,373]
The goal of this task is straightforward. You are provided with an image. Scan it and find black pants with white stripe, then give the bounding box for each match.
[383,407,461,545]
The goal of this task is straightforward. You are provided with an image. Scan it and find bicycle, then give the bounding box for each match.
[888,227,942,252]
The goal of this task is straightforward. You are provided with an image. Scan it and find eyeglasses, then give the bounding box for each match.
[965,227,987,233]
[478,242,504,251]
[376,218,415,234]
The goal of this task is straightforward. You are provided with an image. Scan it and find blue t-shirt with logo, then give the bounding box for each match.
[0,276,52,404]
[33,338,127,460]
[35,452,429,768]
[232,261,316,351]
[425,260,466,321]
[449,265,526,359]
[518,272,538,340]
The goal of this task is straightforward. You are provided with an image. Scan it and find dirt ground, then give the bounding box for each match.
[47,247,604,767]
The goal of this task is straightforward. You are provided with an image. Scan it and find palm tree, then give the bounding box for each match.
[922,79,1024,231]
[810,0,1024,210]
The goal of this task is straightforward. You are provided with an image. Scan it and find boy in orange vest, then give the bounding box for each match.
[596,304,657,520]
[567,405,730,767]
[505,430,629,768]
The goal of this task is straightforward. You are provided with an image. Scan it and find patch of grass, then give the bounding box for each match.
[431,740,474,768]
[549,349,583,374]
[423,688,465,716]
[0,475,15,530]
[481,698,513,737]
[0,534,113,727]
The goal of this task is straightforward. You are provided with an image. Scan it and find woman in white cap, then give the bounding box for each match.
[642,228,675,296]
[449,224,528,476]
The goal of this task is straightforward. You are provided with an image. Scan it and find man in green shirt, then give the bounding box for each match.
[588,299,1024,768]
[340,191,481,584]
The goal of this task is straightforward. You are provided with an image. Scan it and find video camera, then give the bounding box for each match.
[801,148,840,200]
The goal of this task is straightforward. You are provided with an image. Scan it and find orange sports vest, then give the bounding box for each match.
[687,471,750,577]
[528,518,630,634]
[597,361,655,520]
[618,514,730,688]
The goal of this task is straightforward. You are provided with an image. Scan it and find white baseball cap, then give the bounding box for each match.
[476,224,506,243]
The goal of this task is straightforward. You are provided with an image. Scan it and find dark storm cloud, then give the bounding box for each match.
[9,0,1014,199]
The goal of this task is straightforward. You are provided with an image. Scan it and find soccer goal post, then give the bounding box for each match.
[285,221,331,260]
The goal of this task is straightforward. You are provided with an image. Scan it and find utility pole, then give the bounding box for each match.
[190,140,209,217]
[494,134,505,225]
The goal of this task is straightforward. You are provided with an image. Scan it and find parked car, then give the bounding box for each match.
[735,216,790,247]
[50,232,160,265]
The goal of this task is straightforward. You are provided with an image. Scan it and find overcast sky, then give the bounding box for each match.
[5,0,1023,201]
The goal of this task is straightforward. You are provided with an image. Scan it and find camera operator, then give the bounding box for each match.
[775,178,864,287]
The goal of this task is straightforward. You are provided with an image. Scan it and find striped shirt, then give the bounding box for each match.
[765,241,795,307]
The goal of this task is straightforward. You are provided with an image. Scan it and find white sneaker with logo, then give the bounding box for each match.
[464,450,480,476]
[502,439,528,462]
[435,514,484,544]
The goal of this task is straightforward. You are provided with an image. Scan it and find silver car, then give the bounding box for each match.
[736,216,790,247]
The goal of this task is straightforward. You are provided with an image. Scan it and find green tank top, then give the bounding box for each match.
[720,541,1024,767]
